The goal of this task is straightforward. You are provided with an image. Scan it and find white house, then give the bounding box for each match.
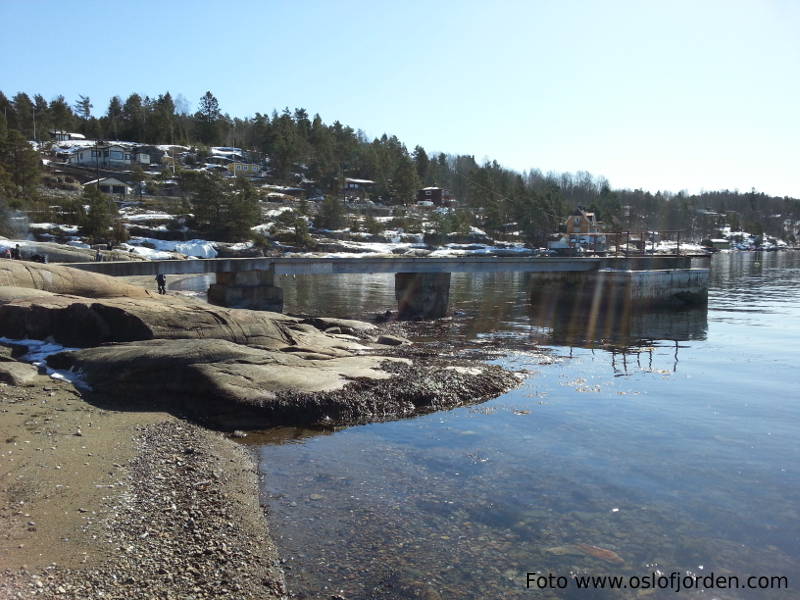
[50,130,86,142]
[68,144,150,168]
[83,177,132,195]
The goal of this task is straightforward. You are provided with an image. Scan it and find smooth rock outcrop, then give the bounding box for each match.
[0,262,377,349]
[0,291,376,350]
[3,261,519,429]
[1,260,153,299]
[48,338,409,427]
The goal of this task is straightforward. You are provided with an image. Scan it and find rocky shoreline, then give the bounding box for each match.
[0,260,520,598]
[0,384,287,599]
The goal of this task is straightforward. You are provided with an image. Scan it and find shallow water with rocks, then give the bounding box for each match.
[254,253,797,598]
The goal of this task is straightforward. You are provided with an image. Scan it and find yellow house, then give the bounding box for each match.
[227,162,261,177]
[565,208,599,234]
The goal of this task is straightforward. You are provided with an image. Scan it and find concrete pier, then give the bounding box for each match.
[63,254,710,319]
[528,267,709,310]
[395,272,451,319]
[207,267,283,312]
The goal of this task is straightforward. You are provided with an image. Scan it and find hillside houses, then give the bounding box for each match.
[67,143,151,168]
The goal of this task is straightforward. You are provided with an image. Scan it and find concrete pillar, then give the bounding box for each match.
[395,272,451,320]
[528,268,708,310]
[207,266,283,312]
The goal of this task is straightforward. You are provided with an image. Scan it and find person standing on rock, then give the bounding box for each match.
[156,273,167,295]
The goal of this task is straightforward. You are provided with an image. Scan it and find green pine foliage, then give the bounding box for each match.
[315,196,345,230]
[79,185,123,243]
[179,171,261,241]
[1,85,797,242]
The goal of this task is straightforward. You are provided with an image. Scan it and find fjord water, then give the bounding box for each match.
[257,253,800,599]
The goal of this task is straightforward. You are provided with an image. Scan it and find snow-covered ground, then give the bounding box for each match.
[120,212,175,222]
[121,237,218,259]
[28,222,79,234]
[429,243,533,257]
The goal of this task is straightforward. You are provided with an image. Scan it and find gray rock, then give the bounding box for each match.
[0,260,153,299]
[304,317,377,336]
[0,341,28,362]
[0,362,39,386]
[375,334,410,346]
[48,338,409,428]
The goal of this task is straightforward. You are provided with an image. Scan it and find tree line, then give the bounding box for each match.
[1,88,799,244]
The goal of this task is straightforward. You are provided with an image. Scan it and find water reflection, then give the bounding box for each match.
[527,302,707,350]
[258,252,800,600]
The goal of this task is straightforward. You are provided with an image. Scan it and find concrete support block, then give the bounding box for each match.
[529,268,709,311]
[207,267,284,312]
[395,272,451,320]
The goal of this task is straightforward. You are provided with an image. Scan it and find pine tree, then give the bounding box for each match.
[12,93,34,138]
[293,215,314,248]
[195,91,221,145]
[0,128,40,198]
[103,96,122,139]
[0,92,16,132]
[74,95,93,120]
[412,145,429,183]
[224,176,261,241]
[80,185,119,243]
[316,196,345,230]
[393,153,419,205]
[121,93,146,141]
[49,95,74,132]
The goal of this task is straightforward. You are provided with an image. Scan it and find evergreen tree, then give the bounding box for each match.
[194,91,221,145]
[223,176,261,241]
[179,170,227,230]
[121,93,146,141]
[74,95,93,119]
[0,92,15,132]
[49,95,74,131]
[105,96,123,139]
[412,145,429,183]
[316,196,346,230]
[393,154,420,205]
[12,93,34,138]
[32,95,51,140]
[293,215,314,248]
[0,127,40,199]
[80,185,120,243]
[180,171,260,240]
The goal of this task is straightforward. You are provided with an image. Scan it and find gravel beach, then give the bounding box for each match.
[0,375,287,600]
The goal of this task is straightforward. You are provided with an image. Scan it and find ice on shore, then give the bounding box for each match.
[0,337,89,390]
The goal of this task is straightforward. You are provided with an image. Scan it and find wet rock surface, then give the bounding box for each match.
[272,361,518,427]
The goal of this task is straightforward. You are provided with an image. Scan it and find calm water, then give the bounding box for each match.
[250,253,800,599]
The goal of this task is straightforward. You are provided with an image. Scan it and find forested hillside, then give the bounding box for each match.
[1,89,798,243]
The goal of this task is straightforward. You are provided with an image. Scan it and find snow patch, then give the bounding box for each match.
[0,337,89,390]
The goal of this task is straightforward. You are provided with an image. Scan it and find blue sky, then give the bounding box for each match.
[2,0,798,197]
